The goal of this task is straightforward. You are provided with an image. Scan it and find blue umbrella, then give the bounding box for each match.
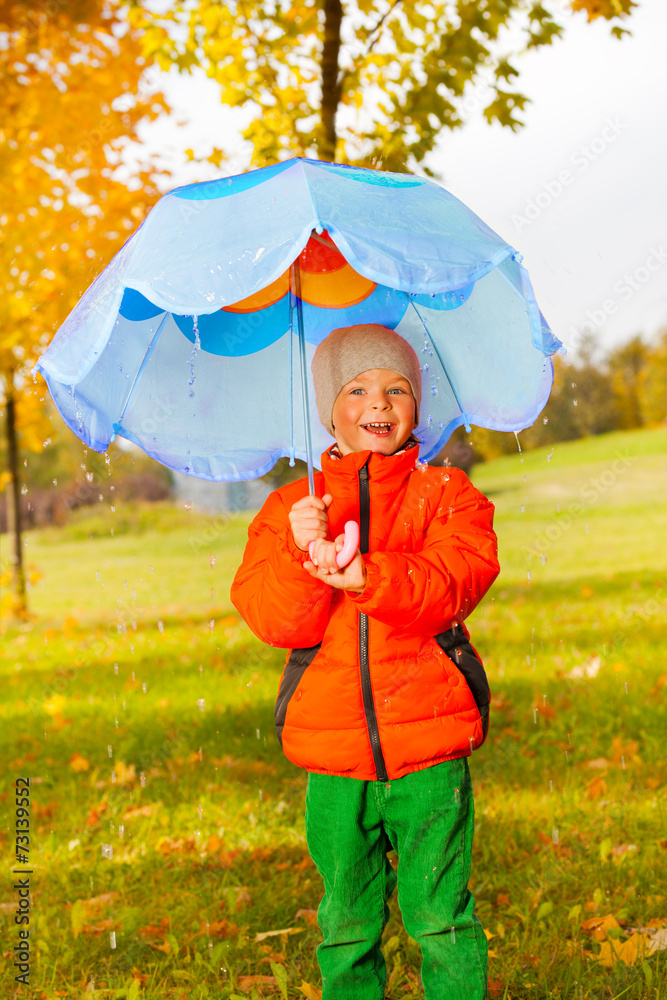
[35,157,561,493]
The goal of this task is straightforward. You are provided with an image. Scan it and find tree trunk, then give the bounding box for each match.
[319,0,343,162]
[4,390,27,617]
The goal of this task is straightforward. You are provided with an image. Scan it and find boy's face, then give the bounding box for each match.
[331,368,418,457]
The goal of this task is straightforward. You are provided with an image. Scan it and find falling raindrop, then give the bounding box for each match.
[118,825,124,839]
[107,745,113,758]
[101,844,113,859]
[533,708,538,724]
[552,827,559,845]
[157,620,164,634]
[142,683,147,694]
[527,570,531,581]
[197,698,205,711]
[624,682,628,694]
[110,931,116,949]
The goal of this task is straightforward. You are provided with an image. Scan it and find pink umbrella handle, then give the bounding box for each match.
[309,520,360,569]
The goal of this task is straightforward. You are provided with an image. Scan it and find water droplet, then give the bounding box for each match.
[118,825,124,839]
[533,708,538,723]
[101,844,113,859]
[552,827,559,844]
[157,620,164,634]
[107,745,113,758]
[197,698,205,711]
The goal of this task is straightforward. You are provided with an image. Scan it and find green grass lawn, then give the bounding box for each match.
[1,426,666,1000]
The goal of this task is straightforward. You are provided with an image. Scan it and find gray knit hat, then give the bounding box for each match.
[311,324,422,436]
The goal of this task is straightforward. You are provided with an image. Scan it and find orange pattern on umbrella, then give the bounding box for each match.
[223,231,376,313]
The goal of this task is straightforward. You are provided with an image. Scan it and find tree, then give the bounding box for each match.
[126,0,636,170]
[0,0,169,617]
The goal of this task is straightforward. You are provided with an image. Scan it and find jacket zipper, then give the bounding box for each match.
[358,460,388,782]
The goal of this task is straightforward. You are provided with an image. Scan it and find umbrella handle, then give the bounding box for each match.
[309,520,360,569]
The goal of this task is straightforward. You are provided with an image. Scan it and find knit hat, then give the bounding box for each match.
[311,324,422,436]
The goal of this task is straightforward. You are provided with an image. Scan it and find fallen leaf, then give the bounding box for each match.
[86,802,108,827]
[487,949,498,959]
[611,737,639,763]
[483,929,496,941]
[148,940,171,954]
[255,927,304,942]
[295,908,319,927]
[584,757,609,770]
[611,843,639,863]
[496,893,510,907]
[123,802,163,820]
[297,982,322,1000]
[198,918,238,939]
[649,928,667,951]
[69,752,90,773]
[237,974,277,990]
[581,914,622,940]
[113,761,136,785]
[594,932,648,967]
[585,774,608,800]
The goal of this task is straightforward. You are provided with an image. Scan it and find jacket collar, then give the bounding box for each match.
[320,441,421,496]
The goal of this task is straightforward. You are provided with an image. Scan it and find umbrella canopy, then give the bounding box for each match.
[36,157,561,482]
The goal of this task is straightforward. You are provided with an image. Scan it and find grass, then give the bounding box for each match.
[1,426,666,999]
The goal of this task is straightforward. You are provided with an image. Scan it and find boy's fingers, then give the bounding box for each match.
[322,493,333,508]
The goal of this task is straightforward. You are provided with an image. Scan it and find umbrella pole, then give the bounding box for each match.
[291,261,316,495]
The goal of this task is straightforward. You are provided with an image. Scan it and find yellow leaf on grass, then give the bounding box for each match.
[255,927,304,942]
[594,932,648,967]
[114,762,136,785]
[483,928,496,941]
[69,752,90,772]
[70,899,87,938]
[487,949,498,959]
[297,982,322,1000]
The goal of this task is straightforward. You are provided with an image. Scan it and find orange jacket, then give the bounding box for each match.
[231,445,499,780]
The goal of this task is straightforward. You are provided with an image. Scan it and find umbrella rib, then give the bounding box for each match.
[407,296,472,434]
[291,261,315,494]
[114,311,170,434]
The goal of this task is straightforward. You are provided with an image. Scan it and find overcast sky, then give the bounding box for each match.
[137,0,667,357]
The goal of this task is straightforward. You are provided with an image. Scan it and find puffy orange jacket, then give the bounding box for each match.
[231,445,499,780]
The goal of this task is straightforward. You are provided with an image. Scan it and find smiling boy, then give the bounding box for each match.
[231,324,499,999]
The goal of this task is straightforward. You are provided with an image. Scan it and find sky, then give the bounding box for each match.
[136,0,667,358]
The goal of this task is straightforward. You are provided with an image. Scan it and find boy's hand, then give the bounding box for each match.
[304,535,367,593]
[289,493,333,552]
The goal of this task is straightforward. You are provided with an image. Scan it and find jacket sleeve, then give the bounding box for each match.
[347,470,499,634]
[230,489,333,648]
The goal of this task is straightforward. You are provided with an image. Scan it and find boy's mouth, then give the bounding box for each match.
[360,422,394,436]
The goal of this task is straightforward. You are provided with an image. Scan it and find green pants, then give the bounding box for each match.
[305,757,487,1000]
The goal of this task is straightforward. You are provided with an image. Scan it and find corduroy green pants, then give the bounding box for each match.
[305,757,487,1000]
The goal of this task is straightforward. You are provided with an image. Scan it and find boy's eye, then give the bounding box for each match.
[350,388,365,394]
[388,387,405,394]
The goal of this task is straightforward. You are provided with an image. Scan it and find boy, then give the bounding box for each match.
[231,324,499,999]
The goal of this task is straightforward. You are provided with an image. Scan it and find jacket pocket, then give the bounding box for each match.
[434,625,490,743]
[275,643,321,746]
